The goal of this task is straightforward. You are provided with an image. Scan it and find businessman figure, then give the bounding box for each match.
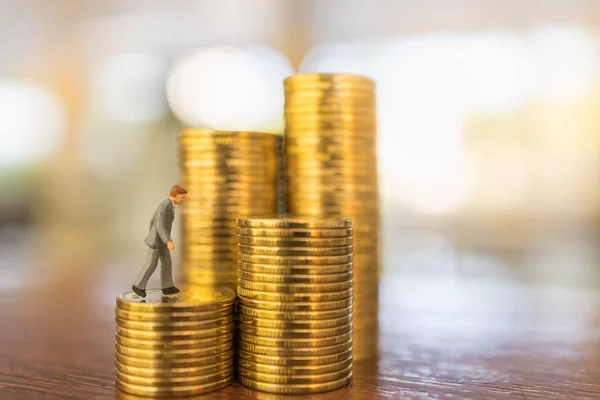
[132,184,187,297]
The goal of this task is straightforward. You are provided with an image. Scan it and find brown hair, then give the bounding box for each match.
[170,184,188,197]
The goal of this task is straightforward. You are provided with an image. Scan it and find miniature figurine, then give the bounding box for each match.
[132,184,187,297]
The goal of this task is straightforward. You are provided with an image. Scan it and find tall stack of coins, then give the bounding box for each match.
[114,287,236,397]
[284,73,379,360]
[235,217,354,394]
[178,129,280,288]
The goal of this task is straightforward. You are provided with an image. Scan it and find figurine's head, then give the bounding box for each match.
[169,184,187,205]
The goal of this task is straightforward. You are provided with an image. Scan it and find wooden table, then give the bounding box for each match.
[1,252,599,399]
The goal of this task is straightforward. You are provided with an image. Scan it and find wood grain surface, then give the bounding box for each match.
[1,256,599,400]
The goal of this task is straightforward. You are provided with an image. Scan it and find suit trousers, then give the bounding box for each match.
[134,246,174,290]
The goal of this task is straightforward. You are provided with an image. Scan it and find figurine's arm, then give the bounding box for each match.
[149,214,155,231]
[156,208,171,245]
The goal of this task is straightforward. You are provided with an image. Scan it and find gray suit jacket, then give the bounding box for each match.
[144,198,175,248]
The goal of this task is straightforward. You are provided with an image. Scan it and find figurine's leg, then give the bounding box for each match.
[158,246,174,289]
[134,247,160,290]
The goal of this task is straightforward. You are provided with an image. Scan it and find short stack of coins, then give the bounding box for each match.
[284,73,380,360]
[114,287,236,397]
[235,217,354,394]
[178,129,280,288]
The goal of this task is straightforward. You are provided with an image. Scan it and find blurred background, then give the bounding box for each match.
[2,0,600,302]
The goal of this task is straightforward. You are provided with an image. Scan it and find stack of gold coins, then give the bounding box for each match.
[114,287,236,397]
[235,217,354,394]
[284,73,379,360]
[178,129,280,288]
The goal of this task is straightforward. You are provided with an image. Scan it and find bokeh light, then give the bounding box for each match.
[166,45,293,133]
[0,80,67,168]
[90,52,169,123]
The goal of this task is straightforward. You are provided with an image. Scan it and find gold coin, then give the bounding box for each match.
[285,108,375,117]
[286,166,378,177]
[284,72,374,84]
[238,374,352,395]
[183,195,276,205]
[238,253,353,266]
[116,314,234,332]
[285,128,377,139]
[284,100,375,111]
[285,117,376,127]
[236,217,351,229]
[181,175,277,184]
[181,181,276,191]
[182,169,276,177]
[284,134,375,144]
[287,203,379,213]
[239,331,352,348]
[180,149,277,159]
[185,244,238,253]
[115,341,233,359]
[285,103,375,113]
[238,357,352,376]
[116,374,234,398]
[237,236,353,247]
[115,332,233,350]
[237,261,353,275]
[181,214,242,223]
[285,163,378,173]
[180,158,273,167]
[237,347,353,367]
[285,148,376,158]
[115,308,232,323]
[179,151,268,161]
[116,364,234,387]
[182,254,237,263]
[284,92,374,102]
[238,373,351,394]
[115,348,235,369]
[237,244,353,257]
[284,81,374,92]
[237,295,352,312]
[286,176,377,188]
[183,209,275,218]
[238,279,353,293]
[180,232,236,240]
[179,135,279,145]
[284,78,374,90]
[285,169,377,179]
[116,287,235,313]
[285,87,374,97]
[238,305,352,321]
[183,236,236,245]
[181,183,276,193]
[179,139,278,148]
[179,128,279,139]
[238,323,353,339]
[286,204,379,214]
[184,268,237,276]
[287,202,379,211]
[237,227,353,238]
[238,314,351,330]
[180,168,276,178]
[237,287,352,302]
[238,338,352,357]
[115,358,233,378]
[185,277,237,287]
[183,206,276,215]
[115,322,235,341]
[237,270,353,284]
[238,364,352,385]
[286,185,378,196]
[285,119,376,128]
